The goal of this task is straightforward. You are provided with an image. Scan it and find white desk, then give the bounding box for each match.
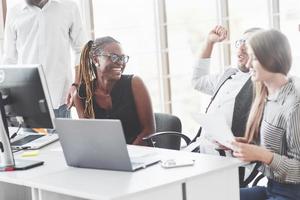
[0,142,242,200]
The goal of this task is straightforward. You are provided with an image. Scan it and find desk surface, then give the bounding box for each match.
[0,142,242,200]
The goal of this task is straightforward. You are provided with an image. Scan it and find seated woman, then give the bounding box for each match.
[74,36,155,145]
[232,29,300,200]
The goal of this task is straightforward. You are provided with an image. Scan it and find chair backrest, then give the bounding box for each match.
[143,113,190,150]
[155,113,182,132]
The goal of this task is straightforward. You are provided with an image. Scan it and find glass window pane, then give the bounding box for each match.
[166,0,218,137]
[92,0,162,111]
[280,0,300,76]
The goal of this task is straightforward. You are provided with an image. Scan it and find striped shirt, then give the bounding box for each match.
[259,77,300,183]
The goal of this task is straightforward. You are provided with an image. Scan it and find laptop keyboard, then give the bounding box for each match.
[11,135,44,146]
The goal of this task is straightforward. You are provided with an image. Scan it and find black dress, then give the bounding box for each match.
[78,75,141,144]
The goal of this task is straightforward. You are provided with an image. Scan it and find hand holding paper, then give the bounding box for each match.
[195,113,235,150]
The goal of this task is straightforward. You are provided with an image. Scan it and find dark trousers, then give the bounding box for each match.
[240,179,300,200]
[54,104,71,118]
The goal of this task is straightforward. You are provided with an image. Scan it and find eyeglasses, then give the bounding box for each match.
[99,53,129,64]
[235,39,246,48]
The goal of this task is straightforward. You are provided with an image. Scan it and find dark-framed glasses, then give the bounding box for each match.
[99,53,129,64]
[235,39,246,48]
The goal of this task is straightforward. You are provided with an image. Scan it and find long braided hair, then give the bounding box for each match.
[78,36,120,118]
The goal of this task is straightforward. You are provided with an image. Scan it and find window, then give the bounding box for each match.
[92,0,162,111]
[279,0,300,76]
[165,0,218,136]
[228,0,269,67]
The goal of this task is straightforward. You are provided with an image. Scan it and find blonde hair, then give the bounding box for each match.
[244,82,268,142]
[244,29,292,143]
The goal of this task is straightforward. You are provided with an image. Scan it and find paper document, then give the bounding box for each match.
[195,114,235,150]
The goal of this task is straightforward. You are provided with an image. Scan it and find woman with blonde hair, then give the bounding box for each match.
[74,36,155,145]
[232,29,300,199]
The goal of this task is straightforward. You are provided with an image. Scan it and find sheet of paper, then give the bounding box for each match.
[195,113,235,150]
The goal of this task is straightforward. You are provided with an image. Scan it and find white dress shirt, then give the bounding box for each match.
[192,58,250,127]
[2,0,87,108]
[189,58,250,154]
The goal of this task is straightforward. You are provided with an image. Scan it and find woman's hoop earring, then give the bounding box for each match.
[95,63,99,67]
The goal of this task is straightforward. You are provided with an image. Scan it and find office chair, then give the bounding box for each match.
[143,113,191,150]
[252,173,265,186]
[242,163,266,187]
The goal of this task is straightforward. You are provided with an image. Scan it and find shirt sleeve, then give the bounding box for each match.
[69,2,88,67]
[2,8,18,64]
[269,104,300,183]
[191,58,222,95]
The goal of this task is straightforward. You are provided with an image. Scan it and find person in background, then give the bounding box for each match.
[233,29,300,200]
[2,0,87,117]
[74,36,155,145]
[187,25,261,154]
[184,25,262,188]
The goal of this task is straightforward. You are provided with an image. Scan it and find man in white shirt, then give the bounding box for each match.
[2,0,87,117]
[185,25,262,188]
[187,25,261,154]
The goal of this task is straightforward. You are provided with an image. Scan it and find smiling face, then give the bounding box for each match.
[236,32,253,72]
[246,46,273,82]
[246,30,292,83]
[93,42,127,81]
[236,41,248,72]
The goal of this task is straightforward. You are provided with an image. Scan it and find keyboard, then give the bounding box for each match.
[11,135,44,146]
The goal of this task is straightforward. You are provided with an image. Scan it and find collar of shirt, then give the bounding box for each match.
[231,69,250,80]
[21,0,61,10]
[266,78,295,104]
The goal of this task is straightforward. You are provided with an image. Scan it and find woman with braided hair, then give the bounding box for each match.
[74,36,155,145]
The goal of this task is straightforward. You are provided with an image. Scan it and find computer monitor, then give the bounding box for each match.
[0,65,55,134]
[0,64,54,170]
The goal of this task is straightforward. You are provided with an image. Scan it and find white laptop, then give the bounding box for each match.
[54,118,160,171]
[10,129,58,150]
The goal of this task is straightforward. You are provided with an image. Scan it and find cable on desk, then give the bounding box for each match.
[9,123,22,140]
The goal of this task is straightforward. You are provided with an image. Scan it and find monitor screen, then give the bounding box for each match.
[0,65,55,130]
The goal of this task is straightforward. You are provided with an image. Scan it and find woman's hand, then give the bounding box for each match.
[231,141,273,164]
[234,137,248,143]
[132,136,144,146]
[213,140,231,151]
